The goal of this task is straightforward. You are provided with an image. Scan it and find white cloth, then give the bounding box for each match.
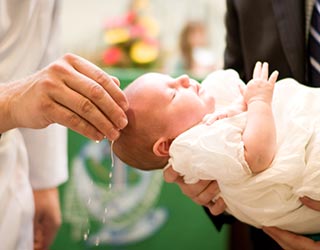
[0,0,68,249]
[169,69,320,234]
[0,130,34,250]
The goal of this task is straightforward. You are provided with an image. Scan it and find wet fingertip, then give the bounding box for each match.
[107,128,120,141]
[93,132,104,142]
[118,117,128,129]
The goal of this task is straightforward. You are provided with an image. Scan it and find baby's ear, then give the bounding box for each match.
[153,138,173,157]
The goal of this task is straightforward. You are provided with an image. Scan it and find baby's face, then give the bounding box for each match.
[133,73,215,137]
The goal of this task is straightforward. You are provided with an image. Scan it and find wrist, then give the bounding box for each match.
[247,98,271,106]
[0,83,17,133]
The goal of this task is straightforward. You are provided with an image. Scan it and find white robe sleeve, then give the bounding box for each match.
[0,129,34,250]
[20,124,68,189]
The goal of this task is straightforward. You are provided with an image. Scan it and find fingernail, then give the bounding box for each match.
[118,117,128,129]
[94,132,104,141]
[109,129,120,141]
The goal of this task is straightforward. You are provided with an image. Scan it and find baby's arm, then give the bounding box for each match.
[242,62,278,173]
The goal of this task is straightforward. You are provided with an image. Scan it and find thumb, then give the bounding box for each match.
[163,165,180,183]
[300,196,320,211]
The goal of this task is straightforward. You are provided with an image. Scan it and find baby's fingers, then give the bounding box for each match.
[261,62,269,80]
[203,114,218,125]
[268,70,279,85]
[203,113,228,125]
[253,61,262,79]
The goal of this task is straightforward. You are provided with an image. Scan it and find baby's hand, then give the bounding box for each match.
[203,111,228,125]
[244,62,278,105]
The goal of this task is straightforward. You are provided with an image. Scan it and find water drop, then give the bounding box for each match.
[83,233,88,241]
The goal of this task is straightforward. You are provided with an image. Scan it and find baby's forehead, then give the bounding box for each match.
[139,72,171,83]
[127,73,164,98]
[131,73,172,92]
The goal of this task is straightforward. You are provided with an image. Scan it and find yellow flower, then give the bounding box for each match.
[104,28,130,45]
[130,40,159,64]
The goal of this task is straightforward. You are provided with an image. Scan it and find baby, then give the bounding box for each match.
[113,62,320,234]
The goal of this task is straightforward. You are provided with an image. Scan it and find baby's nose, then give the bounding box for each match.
[176,75,190,88]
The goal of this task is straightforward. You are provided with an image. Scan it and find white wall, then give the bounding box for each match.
[60,0,130,61]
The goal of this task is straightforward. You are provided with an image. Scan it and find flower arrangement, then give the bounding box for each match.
[101,7,160,69]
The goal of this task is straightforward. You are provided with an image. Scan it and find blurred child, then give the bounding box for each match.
[177,21,217,77]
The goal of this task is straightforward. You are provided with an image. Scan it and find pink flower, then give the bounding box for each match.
[125,11,137,24]
[102,47,123,66]
[130,24,145,38]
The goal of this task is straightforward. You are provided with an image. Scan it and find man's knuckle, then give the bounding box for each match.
[67,113,81,127]
[95,69,110,86]
[62,52,76,62]
[40,98,54,113]
[79,98,94,113]
[89,84,105,100]
[48,61,69,75]
[39,77,57,91]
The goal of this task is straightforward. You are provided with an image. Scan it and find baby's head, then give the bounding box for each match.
[113,72,214,171]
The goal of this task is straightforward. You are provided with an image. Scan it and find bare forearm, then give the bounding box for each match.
[243,100,276,173]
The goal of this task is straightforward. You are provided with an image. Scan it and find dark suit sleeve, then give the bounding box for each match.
[224,0,246,80]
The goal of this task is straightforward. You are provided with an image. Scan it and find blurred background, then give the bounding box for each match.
[53,0,229,249]
[60,0,226,77]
